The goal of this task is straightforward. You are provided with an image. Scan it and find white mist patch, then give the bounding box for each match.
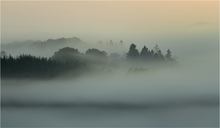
[2,62,218,106]
[1,37,218,127]
[1,63,218,127]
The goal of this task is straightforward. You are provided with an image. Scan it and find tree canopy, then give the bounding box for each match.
[126,44,174,62]
[85,48,107,57]
[127,43,139,59]
[1,44,175,78]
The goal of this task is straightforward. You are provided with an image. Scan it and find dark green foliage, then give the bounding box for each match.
[1,54,84,78]
[85,48,107,57]
[149,50,155,60]
[140,46,149,57]
[127,44,174,62]
[1,44,175,79]
[152,45,164,61]
[127,43,139,59]
[2,55,56,78]
[156,50,164,61]
[0,47,108,78]
[54,47,79,56]
[52,47,81,63]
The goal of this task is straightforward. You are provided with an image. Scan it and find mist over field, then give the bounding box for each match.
[1,35,219,127]
[1,1,219,128]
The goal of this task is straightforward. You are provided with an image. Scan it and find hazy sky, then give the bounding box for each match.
[1,1,218,43]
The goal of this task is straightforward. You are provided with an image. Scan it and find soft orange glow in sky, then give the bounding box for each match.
[1,1,218,42]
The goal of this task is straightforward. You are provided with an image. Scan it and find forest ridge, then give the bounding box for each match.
[1,43,175,78]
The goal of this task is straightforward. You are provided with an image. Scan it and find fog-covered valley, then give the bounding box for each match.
[1,0,219,127]
[1,36,219,128]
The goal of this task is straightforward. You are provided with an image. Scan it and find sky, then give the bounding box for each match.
[1,0,219,44]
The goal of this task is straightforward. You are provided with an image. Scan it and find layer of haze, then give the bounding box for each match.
[1,1,218,43]
[1,1,219,127]
[1,0,218,105]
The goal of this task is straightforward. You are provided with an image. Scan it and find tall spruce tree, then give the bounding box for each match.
[127,43,139,59]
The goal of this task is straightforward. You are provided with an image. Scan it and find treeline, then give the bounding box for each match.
[1,55,85,78]
[1,43,175,78]
[0,47,108,78]
[127,44,174,62]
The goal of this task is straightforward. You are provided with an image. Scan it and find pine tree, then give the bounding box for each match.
[127,43,139,59]
[157,50,164,61]
[140,46,148,57]
[165,49,173,61]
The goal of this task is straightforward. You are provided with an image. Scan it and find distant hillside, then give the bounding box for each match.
[32,37,82,47]
[1,37,86,57]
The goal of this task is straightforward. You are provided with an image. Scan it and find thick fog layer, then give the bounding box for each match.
[1,36,218,127]
[2,39,218,105]
[1,1,218,127]
[2,61,218,106]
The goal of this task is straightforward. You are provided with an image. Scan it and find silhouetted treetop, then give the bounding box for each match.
[1,43,176,78]
[140,46,149,57]
[1,54,87,78]
[127,43,139,59]
[126,43,175,62]
[85,48,107,57]
[52,47,81,62]
[55,47,79,55]
[157,50,164,61]
[165,49,174,61]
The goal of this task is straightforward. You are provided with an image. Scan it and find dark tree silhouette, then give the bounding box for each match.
[1,53,86,78]
[127,43,139,59]
[165,49,173,61]
[140,46,149,57]
[157,50,164,61]
[53,47,79,57]
[1,55,63,78]
[52,47,81,62]
[151,44,164,61]
[149,49,155,60]
[86,48,107,57]
[126,44,173,62]
[1,44,176,79]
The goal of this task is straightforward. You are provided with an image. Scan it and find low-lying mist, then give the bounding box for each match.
[1,37,218,128]
[2,53,218,107]
[1,36,218,106]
